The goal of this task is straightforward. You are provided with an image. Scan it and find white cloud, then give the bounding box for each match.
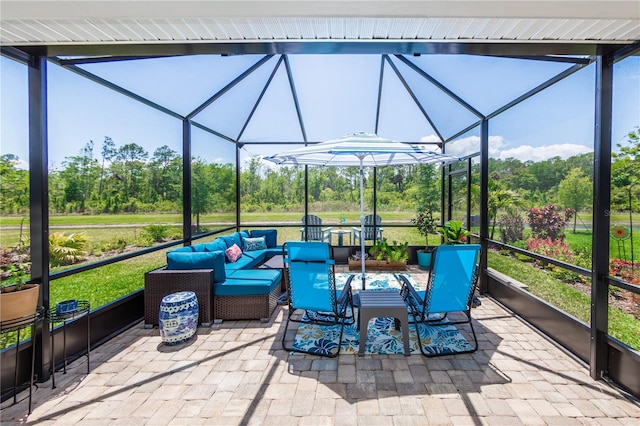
[497,144,591,161]
[424,134,591,162]
[419,135,443,144]
[429,135,506,158]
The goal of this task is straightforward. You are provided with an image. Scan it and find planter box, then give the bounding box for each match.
[348,258,407,271]
[0,283,40,325]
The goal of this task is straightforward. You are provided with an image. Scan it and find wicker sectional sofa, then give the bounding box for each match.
[144,229,282,327]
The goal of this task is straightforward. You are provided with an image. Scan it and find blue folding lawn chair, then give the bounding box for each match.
[281,241,355,357]
[398,244,481,357]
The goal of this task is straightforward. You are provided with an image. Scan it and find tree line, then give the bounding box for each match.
[1,128,638,219]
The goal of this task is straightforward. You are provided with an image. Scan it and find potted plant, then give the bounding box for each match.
[349,238,408,271]
[412,209,437,270]
[0,262,40,324]
[437,220,471,244]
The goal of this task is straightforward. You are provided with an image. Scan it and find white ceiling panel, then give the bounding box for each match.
[214,18,244,40]
[617,23,640,40]
[358,18,375,40]
[1,16,639,46]
[546,19,581,40]
[189,18,218,40]
[460,19,488,40]
[373,18,393,39]
[263,18,286,40]
[510,19,547,40]
[22,20,70,42]
[105,18,149,41]
[329,18,345,39]
[430,19,456,39]
[312,18,330,39]
[444,18,471,39]
[590,20,633,40]
[171,19,201,40]
[281,18,302,40]
[296,18,316,39]
[402,19,423,39]
[0,23,31,43]
[571,19,608,41]
[36,20,84,42]
[473,19,505,40]
[233,19,259,40]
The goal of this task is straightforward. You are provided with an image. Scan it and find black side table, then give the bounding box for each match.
[0,307,45,414]
[47,301,90,389]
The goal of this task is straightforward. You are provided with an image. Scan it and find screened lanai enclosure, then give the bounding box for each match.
[1,2,640,403]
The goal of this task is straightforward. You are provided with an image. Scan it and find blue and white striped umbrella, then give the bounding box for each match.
[265,131,458,167]
[265,131,460,289]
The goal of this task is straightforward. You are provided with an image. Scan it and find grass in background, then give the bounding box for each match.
[488,251,640,350]
[50,249,166,309]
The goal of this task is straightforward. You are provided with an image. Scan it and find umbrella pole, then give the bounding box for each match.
[360,160,366,290]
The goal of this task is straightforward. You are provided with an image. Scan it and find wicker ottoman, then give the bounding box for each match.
[144,267,214,328]
[214,270,282,322]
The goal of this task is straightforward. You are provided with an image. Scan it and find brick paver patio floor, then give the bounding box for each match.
[2,266,639,425]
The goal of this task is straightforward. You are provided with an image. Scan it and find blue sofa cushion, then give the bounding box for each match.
[166,251,226,283]
[230,231,249,249]
[250,229,277,248]
[202,240,227,253]
[239,229,250,241]
[216,270,281,296]
[192,244,210,252]
[224,253,264,270]
[171,246,195,252]
[241,249,265,261]
[227,269,280,281]
[219,235,235,249]
[264,247,283,257]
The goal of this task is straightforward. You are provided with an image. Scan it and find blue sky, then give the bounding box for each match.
[1,54,638,170]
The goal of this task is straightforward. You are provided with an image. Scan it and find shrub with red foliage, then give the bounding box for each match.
[526,237,575,263]
[526,204,574,241]
[609,258,640,285]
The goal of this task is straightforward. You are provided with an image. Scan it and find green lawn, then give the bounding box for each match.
[565,229,640,263]
[50,249,166,308]
[488,251,640,350]
[0,211,431,249]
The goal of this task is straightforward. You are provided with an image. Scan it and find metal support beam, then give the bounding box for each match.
[235,141,241,231]
[28,56,51,381]
[479,119,489,293]
[373,167,378,242]
[283,55,308,143]
[384,55,445,142]
[374,56,385,134]
[52,61,184,121]
[187,55,273,120]
[303,165,309,240]
[237,56,284,141]
[466,157,472,236]
[591,54,613,381]
[182,119,192,242]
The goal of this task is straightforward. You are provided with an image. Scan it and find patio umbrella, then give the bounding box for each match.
[264,131,460,289]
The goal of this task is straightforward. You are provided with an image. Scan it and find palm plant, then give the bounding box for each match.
[437,220,471,244]
[49,232,88,266]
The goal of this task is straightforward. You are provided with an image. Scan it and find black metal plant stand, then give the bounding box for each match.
[47,301,90,389]
[0,307,45,414]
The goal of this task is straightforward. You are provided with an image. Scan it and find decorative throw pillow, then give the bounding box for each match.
[243,236,267,252]
[225,243,243,263]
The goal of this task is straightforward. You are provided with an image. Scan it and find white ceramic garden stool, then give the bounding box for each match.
[158,291,199,345]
